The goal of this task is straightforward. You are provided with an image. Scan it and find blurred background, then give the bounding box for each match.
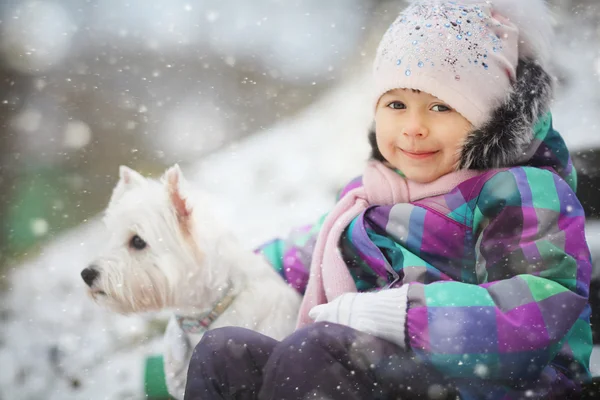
[0,0,599,399]
[0,0,376,265]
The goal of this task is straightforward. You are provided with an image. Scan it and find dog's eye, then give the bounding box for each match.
[130,235,147,250]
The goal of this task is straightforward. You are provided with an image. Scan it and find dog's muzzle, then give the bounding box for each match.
[81,266,99,287]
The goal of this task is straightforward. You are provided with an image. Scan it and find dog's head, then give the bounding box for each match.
[83,165,217,314]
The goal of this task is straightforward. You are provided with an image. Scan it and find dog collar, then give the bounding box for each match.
[175,283,236,334]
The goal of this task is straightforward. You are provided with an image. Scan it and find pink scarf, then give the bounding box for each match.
[296,161,481,328]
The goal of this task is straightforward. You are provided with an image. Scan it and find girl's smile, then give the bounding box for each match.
[398,148,440,160]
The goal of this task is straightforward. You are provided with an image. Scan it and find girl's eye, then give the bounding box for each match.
[387,101,406,110]
[431,104,451,112]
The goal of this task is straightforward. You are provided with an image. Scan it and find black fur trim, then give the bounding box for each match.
[458,59,554,170]
[367,59,554,171]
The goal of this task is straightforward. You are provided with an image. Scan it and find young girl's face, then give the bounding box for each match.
[375,89,472,183]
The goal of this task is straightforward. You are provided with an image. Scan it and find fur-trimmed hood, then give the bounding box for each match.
[458,58,554,170]
[369,58,576,191]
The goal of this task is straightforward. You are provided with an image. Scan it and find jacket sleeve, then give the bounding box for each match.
[404,167,592,382]
[254,213,326,295]
[254,176,363,295]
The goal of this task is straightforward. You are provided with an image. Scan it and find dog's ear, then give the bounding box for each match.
[119,166,146,186]
[108,166,146,208]
[163,164,192,219]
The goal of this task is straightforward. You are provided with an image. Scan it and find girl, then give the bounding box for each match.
[184,0,593,399]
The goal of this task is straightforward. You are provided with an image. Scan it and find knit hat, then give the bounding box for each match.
[371,0,555,170]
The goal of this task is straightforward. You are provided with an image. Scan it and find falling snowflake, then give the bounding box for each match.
[30,218,49,237]
[63,120,92,149]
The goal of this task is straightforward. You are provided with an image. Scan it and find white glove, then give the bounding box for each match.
[308,285,410,348]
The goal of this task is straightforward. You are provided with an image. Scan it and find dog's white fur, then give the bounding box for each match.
[86,165,301,398]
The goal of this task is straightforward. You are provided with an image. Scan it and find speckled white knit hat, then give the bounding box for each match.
[373,0,553,127]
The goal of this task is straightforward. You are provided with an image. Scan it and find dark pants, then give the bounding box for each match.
[184,322,457,400]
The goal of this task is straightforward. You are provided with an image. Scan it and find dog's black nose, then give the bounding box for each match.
[81,267,99,287]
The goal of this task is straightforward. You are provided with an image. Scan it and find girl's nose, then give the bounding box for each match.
[402,113,429,138]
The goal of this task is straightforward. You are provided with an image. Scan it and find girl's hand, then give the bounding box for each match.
[308,286,409,348]
[309,293,359,326]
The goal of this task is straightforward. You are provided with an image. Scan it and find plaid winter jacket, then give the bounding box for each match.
[257,113,593,399]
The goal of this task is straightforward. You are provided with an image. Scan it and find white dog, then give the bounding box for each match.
[82,165,302,399]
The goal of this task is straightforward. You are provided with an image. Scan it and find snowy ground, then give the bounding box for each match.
[2,5,600,400]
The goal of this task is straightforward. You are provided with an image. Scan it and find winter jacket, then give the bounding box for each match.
[257,112,593,399]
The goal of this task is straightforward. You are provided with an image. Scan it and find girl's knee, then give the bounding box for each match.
[186,327,274,400]
[272,322,354,359]
[260,323,375,398]
[190,326,278,370]
[296,321,356,345]
[190,326,251,364]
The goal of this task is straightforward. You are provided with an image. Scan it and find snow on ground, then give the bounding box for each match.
[0,72,373,400]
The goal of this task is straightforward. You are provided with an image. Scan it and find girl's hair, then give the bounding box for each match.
[368,128,385,163]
